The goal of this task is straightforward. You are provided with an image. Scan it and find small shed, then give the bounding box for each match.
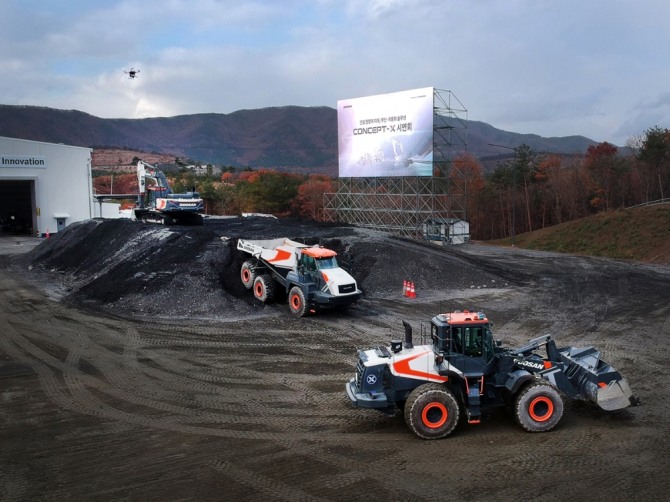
[423,218,470,245]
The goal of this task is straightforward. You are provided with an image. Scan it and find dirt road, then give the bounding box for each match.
[1,223,669,500]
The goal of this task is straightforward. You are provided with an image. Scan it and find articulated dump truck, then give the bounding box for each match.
[235,238,362,316]
[347,310,638,439]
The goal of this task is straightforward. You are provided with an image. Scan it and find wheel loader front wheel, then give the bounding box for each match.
[404,383,460,440]
[514,381,564,432]
[288,286,307,317]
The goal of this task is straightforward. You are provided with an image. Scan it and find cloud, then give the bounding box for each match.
[0,0,669,145]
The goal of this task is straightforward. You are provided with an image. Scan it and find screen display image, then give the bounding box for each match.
[337,87,434,178]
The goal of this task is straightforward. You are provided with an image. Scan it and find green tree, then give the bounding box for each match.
[487,144,538,237]
[636,126,670,201]
[237,170,303,215]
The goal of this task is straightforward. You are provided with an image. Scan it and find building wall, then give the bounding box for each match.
[0,136,92,235]
[92,201,133,219]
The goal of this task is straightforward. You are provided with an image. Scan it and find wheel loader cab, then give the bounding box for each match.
[430,311,495,364]
[463,327,482,357]
[451,327,463,353]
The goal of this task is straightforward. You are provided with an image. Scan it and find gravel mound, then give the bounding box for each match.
[16,216,509,320]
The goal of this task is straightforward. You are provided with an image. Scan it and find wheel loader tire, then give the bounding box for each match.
[240,260,257,289]
[253,274,276,303]
[288,286,307,317]
[404,383,460,440]
[514,381,564,432]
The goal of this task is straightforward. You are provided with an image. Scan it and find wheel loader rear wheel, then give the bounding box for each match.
[404,383,459,440]
[253,274,276,303]
[240,260,257,289]
[288,286,307,317]
[514,381,564,432]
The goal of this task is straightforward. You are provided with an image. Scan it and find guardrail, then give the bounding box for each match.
[626,198,670,209]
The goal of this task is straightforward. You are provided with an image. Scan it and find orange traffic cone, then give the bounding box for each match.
[403,279,408,296]
[409,282,416,298]
[46,228,50,239]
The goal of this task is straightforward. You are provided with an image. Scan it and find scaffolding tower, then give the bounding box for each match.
[324,88,468,239]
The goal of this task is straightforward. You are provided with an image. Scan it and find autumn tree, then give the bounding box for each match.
[533,154,561,227]
[450,153,485,233]
[92,173,137,195]
[583,142,630,211]
[293,175,335,221]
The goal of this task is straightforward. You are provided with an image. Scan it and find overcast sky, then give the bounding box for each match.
[1,0,668,146]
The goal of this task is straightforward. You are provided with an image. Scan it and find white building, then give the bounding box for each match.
[0,136,93,236]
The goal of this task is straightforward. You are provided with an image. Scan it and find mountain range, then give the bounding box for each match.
[0,104,605,175]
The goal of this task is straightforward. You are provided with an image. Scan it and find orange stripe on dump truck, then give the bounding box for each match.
[267,249,292,263]
[302,248,337,258]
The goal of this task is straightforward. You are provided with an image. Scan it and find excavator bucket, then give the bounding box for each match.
[558,346,635,411]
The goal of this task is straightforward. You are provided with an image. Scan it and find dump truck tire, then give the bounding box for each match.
[253,274,276,303]
[514,381,564,432]
[240,260,256,289]
[404,383,460,440]
[288,286,307,317]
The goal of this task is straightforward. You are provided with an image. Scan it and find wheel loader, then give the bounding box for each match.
[346,310,637,439]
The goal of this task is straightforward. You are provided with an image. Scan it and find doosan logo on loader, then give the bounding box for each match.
[514,358,545,370]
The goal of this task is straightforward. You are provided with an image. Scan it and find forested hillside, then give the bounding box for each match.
[1,104,600,173]
[490,203,670,264]
[465,129,670,241]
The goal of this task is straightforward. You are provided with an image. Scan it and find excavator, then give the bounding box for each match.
[134,161,204,225]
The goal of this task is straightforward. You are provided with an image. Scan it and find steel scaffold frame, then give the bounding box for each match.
[324,89,468,239]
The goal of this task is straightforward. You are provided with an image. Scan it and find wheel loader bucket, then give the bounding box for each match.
[593,377,634,411]
[559,346,634,411]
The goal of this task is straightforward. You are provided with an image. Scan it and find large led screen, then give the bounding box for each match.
[337,87,434,177]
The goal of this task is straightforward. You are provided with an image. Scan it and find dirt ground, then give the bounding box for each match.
[1,217,669,501]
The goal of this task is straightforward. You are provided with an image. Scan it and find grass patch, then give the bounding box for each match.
[486,204,670,263]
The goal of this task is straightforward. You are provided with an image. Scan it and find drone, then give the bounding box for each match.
[124,68,140,79]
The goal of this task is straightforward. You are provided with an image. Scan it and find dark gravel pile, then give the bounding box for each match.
[16,216,509,320]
